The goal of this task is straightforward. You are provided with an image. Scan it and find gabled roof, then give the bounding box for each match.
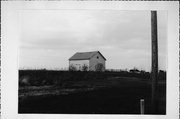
[69,51,106,61]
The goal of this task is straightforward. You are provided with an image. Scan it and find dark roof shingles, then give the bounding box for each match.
[69,51,106,60]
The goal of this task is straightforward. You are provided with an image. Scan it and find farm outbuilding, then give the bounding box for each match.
[69,51,106,71]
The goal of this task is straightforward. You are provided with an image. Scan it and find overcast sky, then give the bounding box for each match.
[19,10,167,71]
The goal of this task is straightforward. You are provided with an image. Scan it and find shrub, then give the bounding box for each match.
[95,63,104,72]
[19,76,30,86]
[69,65,77,71]
[82,64,88,71]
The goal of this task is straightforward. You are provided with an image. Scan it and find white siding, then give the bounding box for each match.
[69,60,89,71]
[89,53,105,71]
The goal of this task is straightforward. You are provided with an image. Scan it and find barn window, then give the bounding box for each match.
[97,56,99,59]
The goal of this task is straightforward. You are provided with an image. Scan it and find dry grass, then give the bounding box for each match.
[19,77,166,114]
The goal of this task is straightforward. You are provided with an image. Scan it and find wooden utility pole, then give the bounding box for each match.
[151,11,158,114]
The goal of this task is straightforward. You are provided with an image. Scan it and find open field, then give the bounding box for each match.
[18,70,166,114]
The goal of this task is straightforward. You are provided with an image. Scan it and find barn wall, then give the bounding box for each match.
[69,60,89,71]
[89,53,105,71]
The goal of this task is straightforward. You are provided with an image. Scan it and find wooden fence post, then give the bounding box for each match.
[140,99,145,114]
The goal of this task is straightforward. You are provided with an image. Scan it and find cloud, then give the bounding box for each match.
[19,10,167,71]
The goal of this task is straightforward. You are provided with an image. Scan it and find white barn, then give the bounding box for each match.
[69,51,106,71]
